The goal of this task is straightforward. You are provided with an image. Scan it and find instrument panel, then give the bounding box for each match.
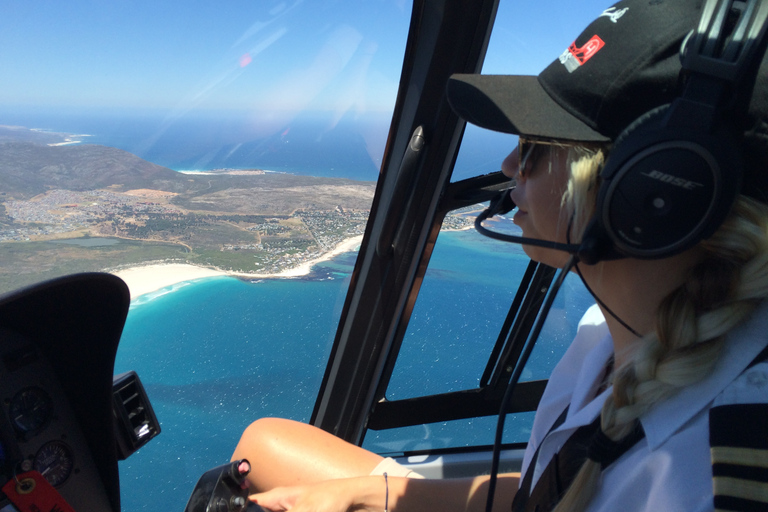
[0,328,113,511]
[0,273,138,512]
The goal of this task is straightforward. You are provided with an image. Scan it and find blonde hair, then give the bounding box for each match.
[551,149,768,512]
[562,146,604,239]
[530,142,605,242]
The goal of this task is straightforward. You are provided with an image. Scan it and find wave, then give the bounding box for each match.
[128,279,210,307]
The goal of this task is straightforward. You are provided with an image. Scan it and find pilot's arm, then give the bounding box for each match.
[252,472,521,512]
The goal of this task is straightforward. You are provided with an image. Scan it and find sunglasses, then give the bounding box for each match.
[517,137,576,180]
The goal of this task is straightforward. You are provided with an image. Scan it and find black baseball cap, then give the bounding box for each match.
[446,0,768,159]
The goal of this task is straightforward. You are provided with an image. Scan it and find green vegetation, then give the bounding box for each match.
[0,239,187,295]
[189,249,266,272]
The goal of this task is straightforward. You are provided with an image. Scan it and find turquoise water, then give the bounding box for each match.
[18,114,588,509]
[364,229,592,453]
[115,267,353,511]
[113,230,593,511]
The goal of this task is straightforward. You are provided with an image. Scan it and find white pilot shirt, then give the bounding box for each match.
[520,303,768,512]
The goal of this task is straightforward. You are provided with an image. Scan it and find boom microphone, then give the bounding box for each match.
[474,190,582,254]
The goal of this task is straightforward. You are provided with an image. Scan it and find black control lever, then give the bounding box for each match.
[184,459,252,512]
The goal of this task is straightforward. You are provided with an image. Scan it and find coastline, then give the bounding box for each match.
[112,235,363,300]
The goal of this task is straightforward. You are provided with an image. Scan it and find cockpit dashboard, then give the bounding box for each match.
[0,273,155,512]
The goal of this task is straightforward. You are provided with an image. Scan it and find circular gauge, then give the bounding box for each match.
[8,387,53,435]
[33,440,74,487]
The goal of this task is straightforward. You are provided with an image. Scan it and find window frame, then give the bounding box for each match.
[310,0,567,450]
[310,0,504,443]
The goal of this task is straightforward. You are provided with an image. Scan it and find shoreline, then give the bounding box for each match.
[111,235,363,300]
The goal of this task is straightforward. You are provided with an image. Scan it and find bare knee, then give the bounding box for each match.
[231,417,297,463]
[230,417,383,491]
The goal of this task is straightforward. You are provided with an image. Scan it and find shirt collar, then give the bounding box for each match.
[552,302,768,450]
[641,301,768,450]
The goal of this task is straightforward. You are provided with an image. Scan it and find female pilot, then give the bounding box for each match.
[232,0,768,510]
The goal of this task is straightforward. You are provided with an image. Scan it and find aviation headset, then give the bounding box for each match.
[474,0,768,266]
[578,0,768,264]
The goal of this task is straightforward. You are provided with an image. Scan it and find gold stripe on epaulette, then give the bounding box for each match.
[711,447,768,468]
[713,476,768,503]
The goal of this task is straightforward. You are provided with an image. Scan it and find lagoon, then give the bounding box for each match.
[50,237,121,247]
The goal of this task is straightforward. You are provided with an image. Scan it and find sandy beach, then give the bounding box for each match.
[112,235,363,300]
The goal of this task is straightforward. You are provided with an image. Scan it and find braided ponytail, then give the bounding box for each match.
[551,153,768,512]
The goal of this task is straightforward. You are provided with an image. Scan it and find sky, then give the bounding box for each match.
[0,0,411,115]
[1,0,613,113]
[0,0,613,174]
[487,0,616,74]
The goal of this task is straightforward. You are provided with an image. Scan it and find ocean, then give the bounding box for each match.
[113,229,592,511]
[0,106,514,181]
[3,111,591,510]
[114,272,351,511]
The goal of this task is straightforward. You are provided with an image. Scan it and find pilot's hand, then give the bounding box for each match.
[251,485,301,511]
[251,477,380,512]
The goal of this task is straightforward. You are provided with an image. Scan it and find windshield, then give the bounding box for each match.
[0,0,614,509]
[1,1,411,509]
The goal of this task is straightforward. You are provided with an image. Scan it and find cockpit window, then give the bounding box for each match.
[1,0,622,507]
[385,229,528,401]
[2,1,411,509]
[362,0,608,453]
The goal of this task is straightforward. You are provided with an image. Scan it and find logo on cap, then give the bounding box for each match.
[599,7,629,23]
[559,35,605,73]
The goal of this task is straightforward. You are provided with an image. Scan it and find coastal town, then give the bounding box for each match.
[0,185,475,277]
[0,131,477,295]
[0,185,371,272]
[0,178,478,298]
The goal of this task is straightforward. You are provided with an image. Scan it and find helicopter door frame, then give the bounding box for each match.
[310,0,501,444]
[311,0,554,453]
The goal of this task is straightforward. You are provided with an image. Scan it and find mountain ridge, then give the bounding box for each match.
[0,141,189,199]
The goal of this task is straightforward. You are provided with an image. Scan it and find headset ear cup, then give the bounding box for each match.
[579,106,676,263]
[592,102,740,260]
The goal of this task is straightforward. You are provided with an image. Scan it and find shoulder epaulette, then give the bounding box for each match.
[709,349,768,512]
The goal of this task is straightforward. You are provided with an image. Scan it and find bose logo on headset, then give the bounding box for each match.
[641,170,704,190]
